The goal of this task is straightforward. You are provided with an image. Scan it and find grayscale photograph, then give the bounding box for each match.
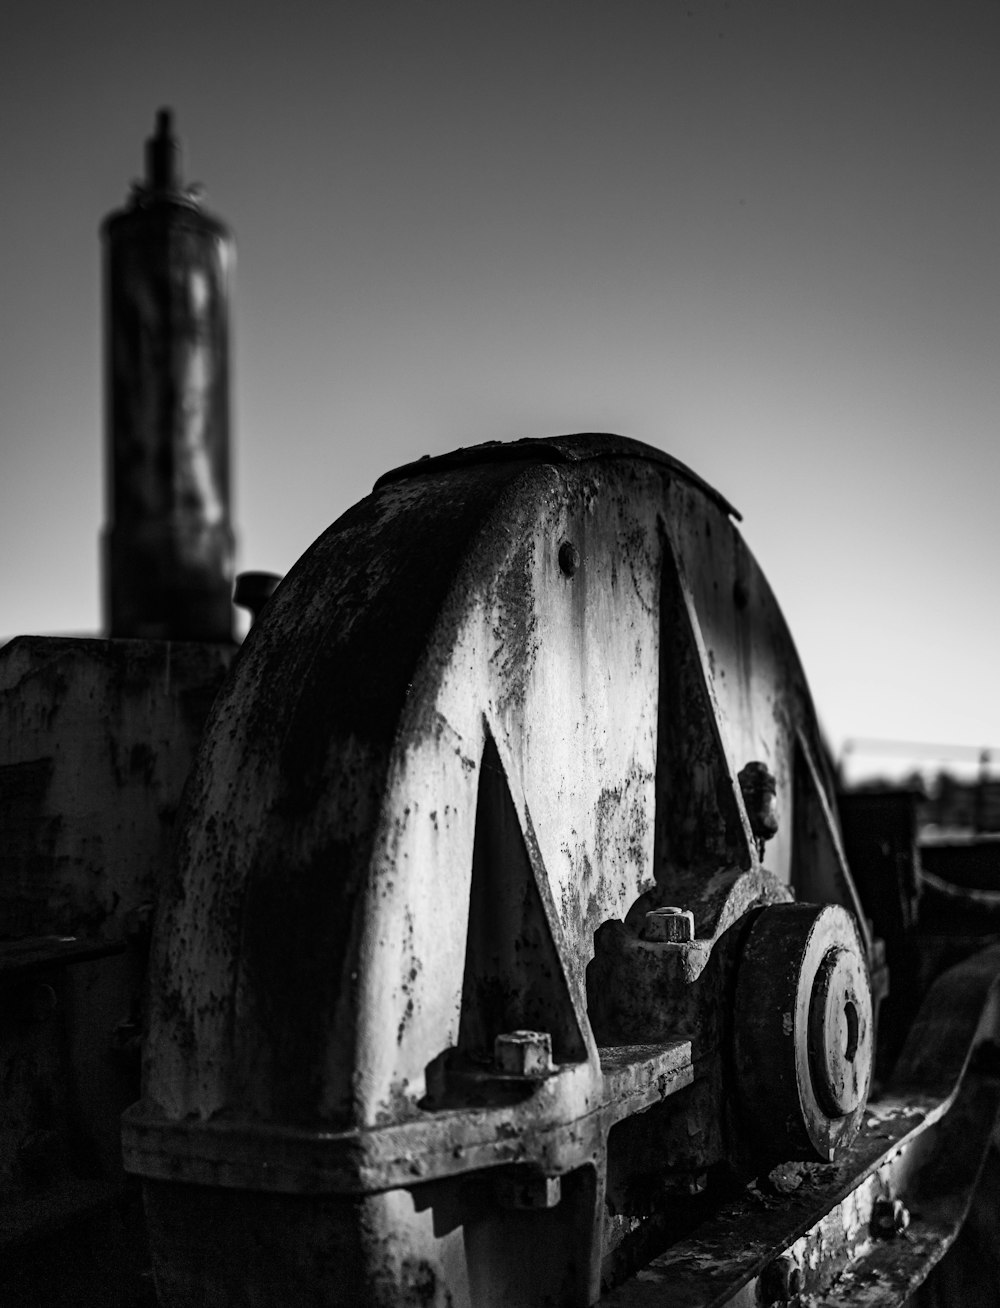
[1,4,999,1305]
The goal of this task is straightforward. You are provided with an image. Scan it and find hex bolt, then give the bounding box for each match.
[643,907,695,943]
[494,1030,553,1077]
[760,1253,803,1302]
[872,1196,910,1237]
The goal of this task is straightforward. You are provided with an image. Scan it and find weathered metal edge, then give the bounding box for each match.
[600,942,1000,1306]
[121,1042,700,1196]
[372,434,743,522]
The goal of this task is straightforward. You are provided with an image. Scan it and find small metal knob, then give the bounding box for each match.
[234,571,283,625]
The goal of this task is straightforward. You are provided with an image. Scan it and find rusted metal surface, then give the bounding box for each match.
[601,1084,999,1306]
[126,1039,697,1194]
[733,903,873,1164]
[601,943,1000,1306]
[644,908,696,943]
[101,110,235,641]
[0,118,242,1290]
[0,634,233,1301]
[0,636,234,937]
[0,924,150,1304]
[4,424,996,1301]
[122,433,885,1305]
[373,432,743,523]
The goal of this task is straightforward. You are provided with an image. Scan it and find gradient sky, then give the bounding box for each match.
[2,1,999,776]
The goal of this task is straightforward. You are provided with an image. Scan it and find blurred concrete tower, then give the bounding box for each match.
[102,109,235,640]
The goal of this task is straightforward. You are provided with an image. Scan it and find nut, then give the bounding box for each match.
[643,907,695,943]
[494,1030,553,1077]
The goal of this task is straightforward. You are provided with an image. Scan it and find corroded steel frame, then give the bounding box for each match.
[601,942,1000,1306]
[123,434,880,1305]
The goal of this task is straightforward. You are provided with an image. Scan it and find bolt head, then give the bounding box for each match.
[494,1030,553,1077]
[643,907,695,943]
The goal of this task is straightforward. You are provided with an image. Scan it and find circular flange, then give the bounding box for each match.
[809,944,868,1117]
[732,902,873,1162]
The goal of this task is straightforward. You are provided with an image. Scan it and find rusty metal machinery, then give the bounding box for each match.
[1,110,239,1305]
[5,115,1000,1308]
[0,638,235,1304]
[4,431,1000,1305]
[103,430,996,1306]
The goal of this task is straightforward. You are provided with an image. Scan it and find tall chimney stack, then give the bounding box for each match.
[102,109,235,641]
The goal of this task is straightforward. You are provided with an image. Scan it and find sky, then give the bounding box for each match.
[2,1,999,780]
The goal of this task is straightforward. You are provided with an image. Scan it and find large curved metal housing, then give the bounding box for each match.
[123,434,877,1305]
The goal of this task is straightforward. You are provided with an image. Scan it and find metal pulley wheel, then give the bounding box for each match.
[123,434,877,1306]
[733,902,874,1162]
